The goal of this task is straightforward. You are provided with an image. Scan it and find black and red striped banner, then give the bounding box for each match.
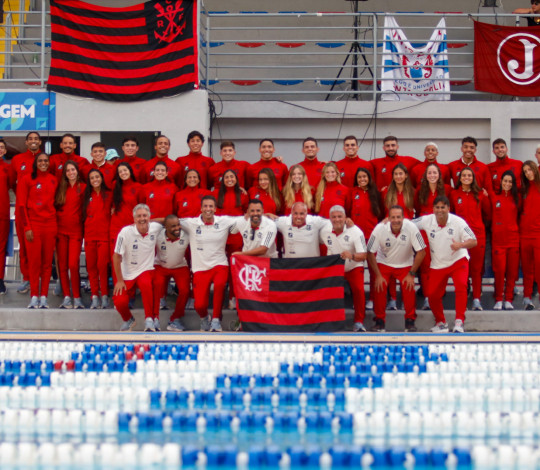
[231,255,346,333]
[47,0,198,102]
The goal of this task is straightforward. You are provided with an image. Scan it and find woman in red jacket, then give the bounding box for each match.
[83,169,112,310]
[174,169,210,218]
[491,170,520,310]
[348,167,384,317]
[282,164,314,215]
[520,160,540,310]
[55,161,86,309]
[142,161,178,218]
[450,167,491,311]
[383,163,415,219]
[16,153,58,309]
[414,163,452,310]
[314,162,349,218]
[248,168,283,215]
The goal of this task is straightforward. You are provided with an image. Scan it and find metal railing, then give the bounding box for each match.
[199,9,530,101]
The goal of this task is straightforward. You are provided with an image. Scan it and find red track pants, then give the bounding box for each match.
[193,265,229,319]
[373,264,416,322]
[85,239,110,297]
[15,214,28,281]
[26,224,57,297]
[492,246,519,302]
[468,237,486,299]
[345,267,365,323]
[56,234,83,298]
[153,265,190,320]
[0,218,9,280]
[521,237,540,299]
[427,257,469,324]
[113,270,154,321]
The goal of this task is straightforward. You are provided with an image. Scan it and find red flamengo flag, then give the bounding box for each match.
[474,20,540,96]
[231,254,346,333]
[48,0,198,102]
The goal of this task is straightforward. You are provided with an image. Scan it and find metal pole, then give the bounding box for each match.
[372,14,377,102]
[40,0,45,87]
[5,14,12,80]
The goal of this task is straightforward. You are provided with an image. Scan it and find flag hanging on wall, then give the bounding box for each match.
[474,21,540,97]
[231,254,346,333]
[47,0,198,102]
[381,16,450,101]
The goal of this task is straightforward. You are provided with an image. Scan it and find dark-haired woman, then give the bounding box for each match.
[450,167,491,311]
[348,167,384,322]
[248,168,283,215]
[174,169,211,218]
[83,169,112,310]
[16,153,58,309]
[142,161,178,218]
[520,160,540,310]
[55,161,85,309]
[491,170,520,310]
[382,163,415,219]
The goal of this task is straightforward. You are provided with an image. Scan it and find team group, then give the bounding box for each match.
[0,131,539,333]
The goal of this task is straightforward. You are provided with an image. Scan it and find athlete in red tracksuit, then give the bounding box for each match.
[348,167,384,309]
[247,139,289,190]
[410,143,451,187]
[16,153,58,307]
[336,136,374,188]
[314,163,350,218]
[83,169,112,308]
[208,141,250,190]
[142,161,178,218]
[174,169,211,218]
[282,165,315,216]
[9,132,42,288]
[0,140,13,294]
[113,137,147,182]
[176,130,214,189]
[370,137,419,190]
[248,168,283,215]
[448,137,493,192]
[487,139,523,192]
[490,170,520,310]
[49,133,88,181]
[520,161,540,310]
[141,136,182,186]
[450,167,491,310]
[55,161,86,308]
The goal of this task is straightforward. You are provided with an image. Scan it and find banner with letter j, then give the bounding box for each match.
[382,16,450,101]
[231,254,346,333]
[474,20,540,96]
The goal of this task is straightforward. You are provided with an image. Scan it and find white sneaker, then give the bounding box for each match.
[17,280,30,294]
[430,322,449,333]
[60,296,73,309]
[39,296,49,309]
[159,298,169,310]
[422,298,430,310]
[90,295,101,309]
[101,295,109,309]
[73,298,84,309]
[200,314,211,331]
[144,317,156,332]
[120,317,136,332]
[353,322,367,332]
[365,300,373,310]
[210,318,223,332]
[28,296,39,309]
[503,301,514,310]
[472,298,483,311]
[453,319,465,333]
[228,297,236,310]
[167,318,186,332]
[387,299,397,310]
[524,297,535,311]
[153,317,161,332]
[493,301,503,311]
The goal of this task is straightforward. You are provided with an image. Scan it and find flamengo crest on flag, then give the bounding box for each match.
[231,254,346,333]
[47,0,198,102]
[381,16,450,101]
[474,20,540,96]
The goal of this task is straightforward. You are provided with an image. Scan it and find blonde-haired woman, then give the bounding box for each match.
[282,164,314,215]
[314,162,349,218]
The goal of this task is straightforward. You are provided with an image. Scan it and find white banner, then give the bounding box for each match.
[381,16,450,101]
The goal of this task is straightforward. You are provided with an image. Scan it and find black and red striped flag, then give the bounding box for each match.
[231,254,346,333]
[47,0,198,102]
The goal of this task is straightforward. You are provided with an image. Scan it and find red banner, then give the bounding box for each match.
[474,20,540,96]
[231,255,346,333]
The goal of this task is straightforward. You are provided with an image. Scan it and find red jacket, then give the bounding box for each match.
[213,186,249,216]
[520,184,540,239]
[49,152,88,180]
[9,149,38,191]
[114,155,147,182]
[370,155,420,190]
[57,182,86,237]
[299,157,325,188]
[248,186,282,215]
[487,157,523,193]
[382,187,415,219]
[0,159,13,220]
[348,187,382,240]
[448,157,493,193]
[283,187,315,215]
[410,160,451,187]
[414,184,452,216]
[316,180,349,218]
[142,179,178,218]
[81,161,115,189]
[335,156,374,188]
[110,180,144,240]
[84,190,111,242]
[208,159,250,190]
[141,156,182,186]
[491,191,520,248]
[176,152,215,189]
[450,187,491,239]
[16,171,58,231]
[247,158,289,190]
[174,186,211,218]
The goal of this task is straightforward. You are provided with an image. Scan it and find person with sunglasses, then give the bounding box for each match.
[513,0,540,26]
